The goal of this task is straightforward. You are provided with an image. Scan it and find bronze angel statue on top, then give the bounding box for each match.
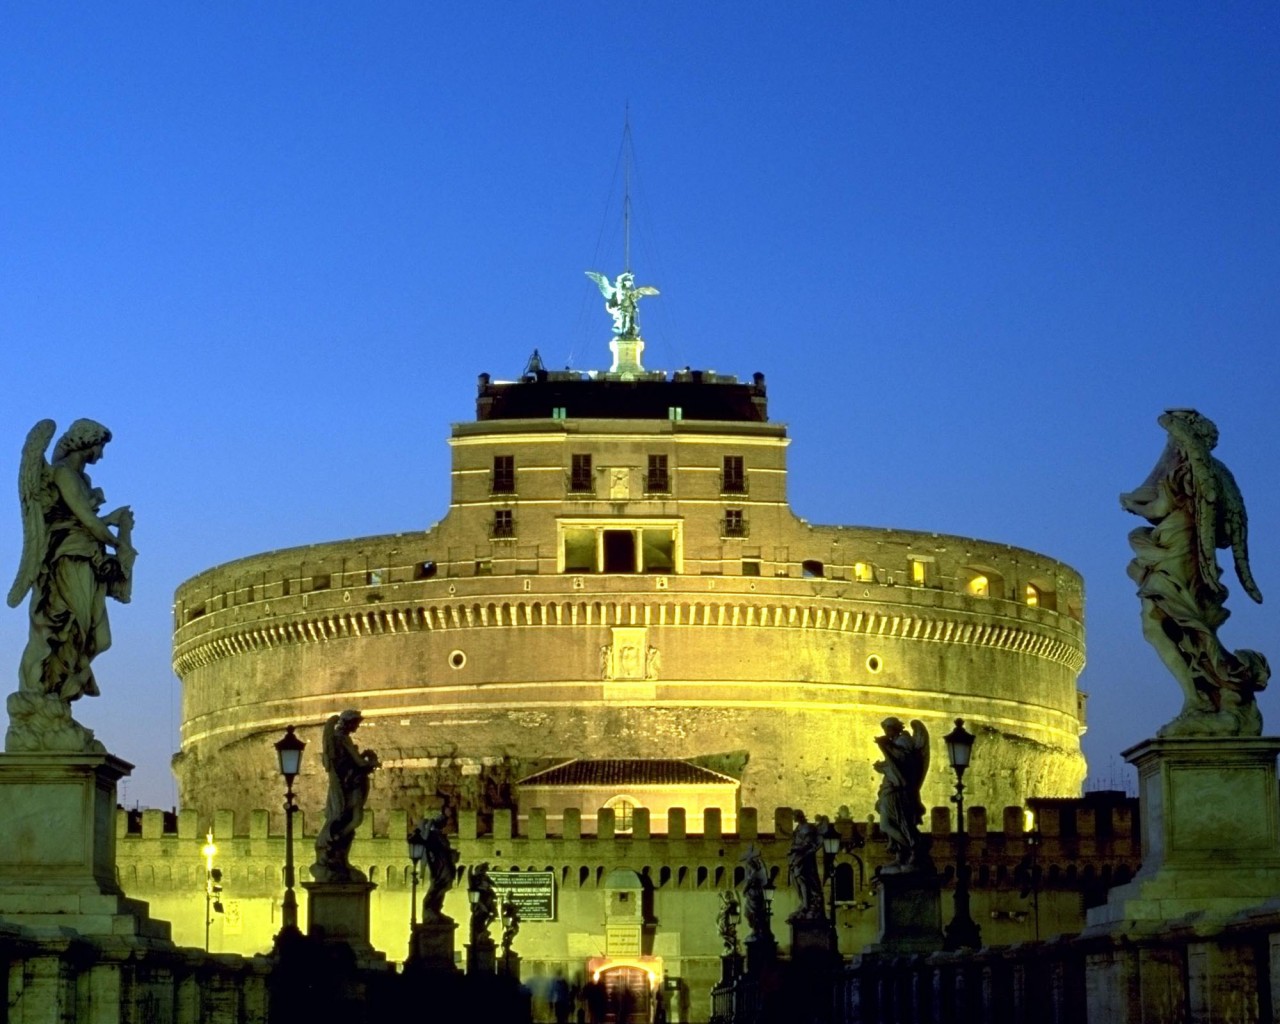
[7,419,135,753]
[585,270,659,338]
[1121,409,1268,737]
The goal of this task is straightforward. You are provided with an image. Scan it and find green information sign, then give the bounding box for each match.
[490,871,556,921]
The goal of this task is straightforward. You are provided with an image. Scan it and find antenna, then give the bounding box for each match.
[623,103,632,273]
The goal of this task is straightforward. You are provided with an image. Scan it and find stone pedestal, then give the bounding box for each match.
[302,880,386,967]
[789,915,836,962]
[1087,736,1280,927]
[720,952,744,985]
[499,949,521,981]
[870,872,943,953]
[0,752,170,942]
[744,933,776,973]
[467,937,497,975]
[408,915,460,971]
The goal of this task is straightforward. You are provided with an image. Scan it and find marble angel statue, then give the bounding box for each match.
[1121,409,1269,736]
[874,717,931,872]
[7,419,135,753]
[312,709,381,881]
[585,270,659,338]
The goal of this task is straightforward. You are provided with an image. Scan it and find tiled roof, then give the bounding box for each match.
[517,759,740,788]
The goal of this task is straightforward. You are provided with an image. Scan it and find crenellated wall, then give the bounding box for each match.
[116,793,1136,1018]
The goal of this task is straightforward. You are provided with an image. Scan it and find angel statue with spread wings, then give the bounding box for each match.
[874,717,931,873]
[6,419,135,753]
[1121,409,1269,737]
[585,270,659,338]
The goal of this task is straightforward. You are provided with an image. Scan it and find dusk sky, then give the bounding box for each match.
[2,6,1278,811]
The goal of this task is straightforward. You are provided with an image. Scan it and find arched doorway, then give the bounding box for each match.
[600,965,650,1024]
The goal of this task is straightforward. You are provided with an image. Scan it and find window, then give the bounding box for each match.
[647,454,670,493]
[561,522,680,574]
[724,509,747,537]
[668,406,683,421]
[552,406,567,420]
[607,796,637,833]
[491,455,515,494]
[722,455,746,493]
[474,559,493,576]
[802,559,824,578]
[742,560,761,576]
[853,562,874,583]
[967,575,990,598]
[282,578,293,596]
[367,570,383,587]
[414,561,437,581]
[570,454,593,493]
[311,573,331,591]
[492,510,514,538]
[1025,583,1040,607]
[910,560,927,585]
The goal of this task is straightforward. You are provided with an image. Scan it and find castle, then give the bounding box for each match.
[171,308,1087,831]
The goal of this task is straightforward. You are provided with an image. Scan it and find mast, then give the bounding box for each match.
[623,103,632,274]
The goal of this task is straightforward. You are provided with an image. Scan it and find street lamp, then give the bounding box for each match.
[201,830,223,951]
[407,821,428,930]
[274,725,306,943]
[819,818,841,933]
[942,718,982,951]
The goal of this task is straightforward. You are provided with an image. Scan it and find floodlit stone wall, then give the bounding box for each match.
[116,795,1137,1018]
[173,413,1087,827]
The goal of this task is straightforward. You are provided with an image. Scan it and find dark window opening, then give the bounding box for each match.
[414,561,437,581]
[834,862,855,902]
[570,453,593,492]
[491,455,515,494]
[724,510,747,538]
[492,510,514,538]
[603,530,636,573]
[475,559,493,576]
[802,559,824,578]
[311,573,331,591]
[722,455,746,493]
[742,560,761,576]
[646,454,670,493]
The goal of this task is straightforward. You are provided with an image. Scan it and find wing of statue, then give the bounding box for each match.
[584,271,614,299]
[635,286,660,297]
[1165,413,1227,597]
[1215,459,1263,604]
[7,419,56,609]
[909,719,930,784]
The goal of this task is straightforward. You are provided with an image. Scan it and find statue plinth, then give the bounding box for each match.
[408,914,460,972]
[608,335,645,376]
[744,932,776,973]
[867,871,943,953]
[1088,735,1280,928]
[789,915,837,963]
[466,936,497,975]
[0,751,170,942]
[302,880,386,968]
[499,949,521,981]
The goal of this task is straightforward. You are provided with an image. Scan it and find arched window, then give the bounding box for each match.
[802,560,824,579]
[605,795,638,833]
[967,575,989,597]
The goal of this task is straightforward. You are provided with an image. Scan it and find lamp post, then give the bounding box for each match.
[1025,821,1042,941]
[407,821,428,931]
[274,725,306,943]
[201,831,222,951]
[943,718,982,951]
[819,818,841,935]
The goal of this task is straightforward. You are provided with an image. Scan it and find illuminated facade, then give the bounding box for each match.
[171,353,1087,828]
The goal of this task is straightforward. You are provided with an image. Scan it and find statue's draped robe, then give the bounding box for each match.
[19,487,122,701]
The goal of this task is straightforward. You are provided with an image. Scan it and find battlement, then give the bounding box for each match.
[117,793,1138,892]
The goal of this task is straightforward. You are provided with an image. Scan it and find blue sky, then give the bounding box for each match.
[2,5,1277,809]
